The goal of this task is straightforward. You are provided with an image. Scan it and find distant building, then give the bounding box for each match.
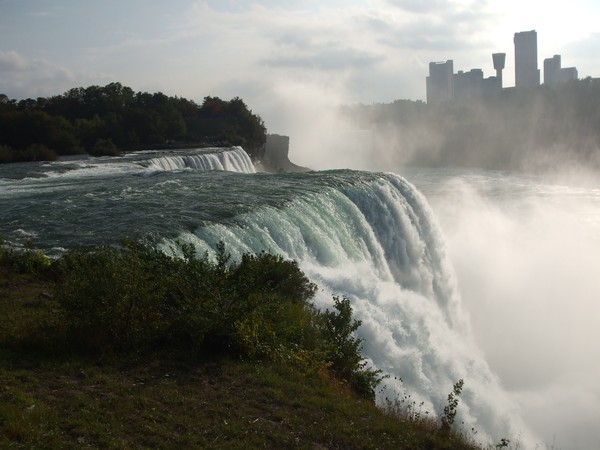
[426,57,501,103]
[492,53,506,88]
[454,69,483,98]
[424,30,582,102]
[514,31,540,88]
[544,55,578,85]
[426,61,454,104]
[544,55,561,85]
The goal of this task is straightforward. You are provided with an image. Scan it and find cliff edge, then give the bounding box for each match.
[255,134,311,173]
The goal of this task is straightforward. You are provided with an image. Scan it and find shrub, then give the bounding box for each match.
[56,244,170,351]
[319,296,383,400]
[0,236,53,275]
[192,245,320,358]
[54,241,382,399]
[89,138,121,156]
[26,143,58,161]
[441,379,464,431]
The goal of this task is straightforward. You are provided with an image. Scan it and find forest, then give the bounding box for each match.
[0,83,267,164]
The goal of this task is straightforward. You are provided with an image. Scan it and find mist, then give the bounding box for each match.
[426,176,600,449]
[256,78,600,176]
[253,77,600,448]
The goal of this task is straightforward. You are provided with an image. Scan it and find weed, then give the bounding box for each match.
[441,379,464,431]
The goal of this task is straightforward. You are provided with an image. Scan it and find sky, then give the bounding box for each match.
[1,0,600,138]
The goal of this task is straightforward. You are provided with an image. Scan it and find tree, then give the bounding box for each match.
[0,85,267,163]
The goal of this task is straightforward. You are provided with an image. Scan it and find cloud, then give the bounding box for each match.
[365,1,496,52]
[0,0,501,122]
[263,47,382,71]
[27,10,51,18]
[384,0,452,14]
[563,32,600,77]
[571,32,600,53]
[385,0,491,19]
[0,50,76,98]
[0,50,28,71]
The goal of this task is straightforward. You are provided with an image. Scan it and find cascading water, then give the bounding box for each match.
[161,171,535,446]
[145,146,256,174]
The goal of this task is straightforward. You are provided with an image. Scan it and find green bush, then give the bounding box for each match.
[221,250,320,358]
[53,241,381,399]
[25,143,58,161]
[0,236,53,275]
[320,296,383,400]
[56,244,170,351]
[89,138,121,156]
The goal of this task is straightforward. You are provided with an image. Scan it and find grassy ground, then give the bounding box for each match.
[0,261,479,449]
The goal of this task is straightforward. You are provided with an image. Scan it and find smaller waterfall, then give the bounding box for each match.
[146,147,255,174]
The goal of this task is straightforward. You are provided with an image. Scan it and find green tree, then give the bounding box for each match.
[320,296,383,400]
[1,84,267,163]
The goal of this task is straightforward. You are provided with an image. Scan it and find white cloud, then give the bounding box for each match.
[564,33,600,78]
[0,50,78,98]
[0,50,28,71]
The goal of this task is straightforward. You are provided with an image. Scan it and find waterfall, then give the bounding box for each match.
[145,146,255,173]
[162,171,535,446]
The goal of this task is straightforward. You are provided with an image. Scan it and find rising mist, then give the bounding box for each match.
[256,77,600,449]
[263,78,600,176]
[425,174,600,450]
[339,78,600,174]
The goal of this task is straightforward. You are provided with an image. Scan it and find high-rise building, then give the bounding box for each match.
[426,60,454,104]
[544,55,562,85]
[514,30,540,88]
[544,55,578,85]
[454,69,484,98]
[426,57,502,103]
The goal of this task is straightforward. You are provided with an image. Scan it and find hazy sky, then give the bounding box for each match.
[1,0,600,134]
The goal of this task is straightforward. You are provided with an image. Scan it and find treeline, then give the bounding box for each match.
[342,78,600,172]
[0,83,266,164]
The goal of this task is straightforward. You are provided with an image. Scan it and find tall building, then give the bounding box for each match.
[426,57,502,103]
[514,30,540,88]
[426,60,454,104]
[544,55,578,85]
[454,69,484,98]
[544,55,562,85]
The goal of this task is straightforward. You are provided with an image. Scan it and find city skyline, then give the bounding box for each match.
[426,29,582,103]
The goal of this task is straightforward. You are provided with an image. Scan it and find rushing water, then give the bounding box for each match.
[1,147,599,449]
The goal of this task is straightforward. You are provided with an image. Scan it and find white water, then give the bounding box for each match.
[163,172,536,446]
[0,147,255,187]
[145,146,255,174]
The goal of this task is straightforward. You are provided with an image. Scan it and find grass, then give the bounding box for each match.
[0,246,480,449]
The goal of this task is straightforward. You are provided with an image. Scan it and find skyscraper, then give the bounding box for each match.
[544,55,579,85]
[426,60,454,104]
[514,31,540,88]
